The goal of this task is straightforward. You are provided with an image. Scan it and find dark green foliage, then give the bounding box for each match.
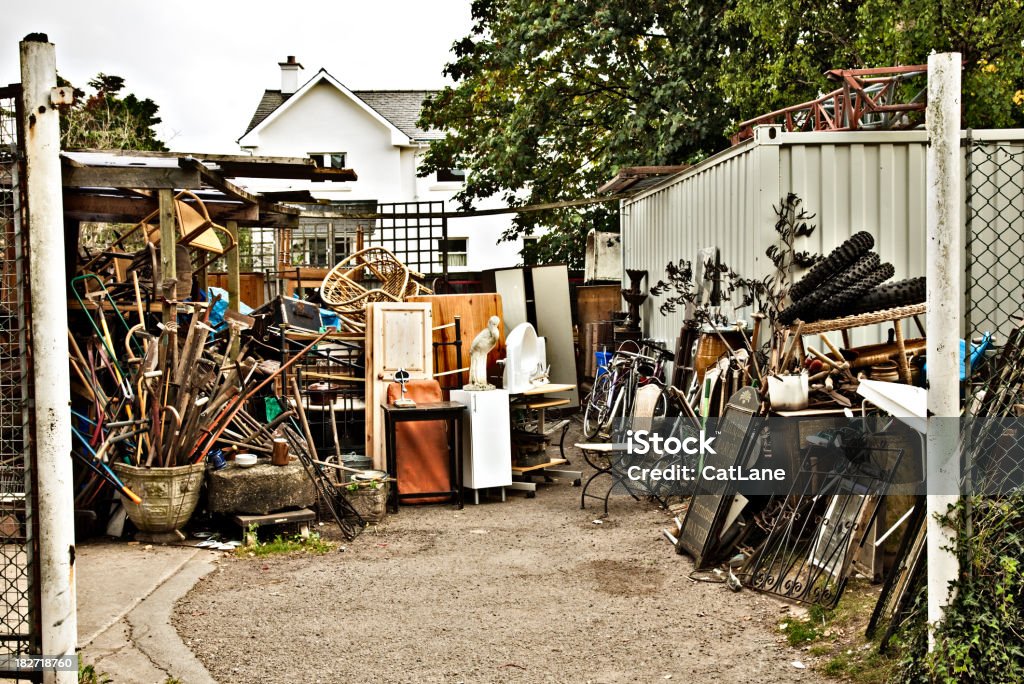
[896,494,1024,682]
[723,0,1024,131]
[419,0,741,264]
[58,73,167,151]
[421,1,1024,265]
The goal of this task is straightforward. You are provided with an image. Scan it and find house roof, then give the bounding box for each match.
[352,91,442,141]
[241,78,441,143]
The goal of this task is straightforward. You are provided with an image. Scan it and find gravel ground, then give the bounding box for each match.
[173,423,826,684]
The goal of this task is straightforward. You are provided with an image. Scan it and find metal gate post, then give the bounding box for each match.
[19,34,77,682]
[924,51,962,650]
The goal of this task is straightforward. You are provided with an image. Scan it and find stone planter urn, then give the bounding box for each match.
[111,461,205,542]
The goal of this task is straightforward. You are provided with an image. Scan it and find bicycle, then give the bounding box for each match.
[582,339,673,439]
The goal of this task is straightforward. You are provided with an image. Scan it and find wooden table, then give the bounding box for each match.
[790,303,926,384]
[507,384,582,495]
[381,401,466,513]
[510,382,576,458]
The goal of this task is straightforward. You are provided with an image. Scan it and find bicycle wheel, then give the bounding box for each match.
[583,373,612,439]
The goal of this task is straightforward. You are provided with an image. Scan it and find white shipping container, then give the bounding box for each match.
[620,126,1024,347]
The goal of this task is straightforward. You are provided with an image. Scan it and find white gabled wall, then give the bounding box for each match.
[243,81,528,272]
[254,81,400,201]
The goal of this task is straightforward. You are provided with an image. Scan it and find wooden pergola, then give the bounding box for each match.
[61,149,356,312]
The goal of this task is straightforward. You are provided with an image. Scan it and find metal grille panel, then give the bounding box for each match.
[0,83,39,679]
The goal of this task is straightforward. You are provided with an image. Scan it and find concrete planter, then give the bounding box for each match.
[111,462,205,540]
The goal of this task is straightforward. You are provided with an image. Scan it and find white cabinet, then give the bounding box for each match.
[450,389,512,502]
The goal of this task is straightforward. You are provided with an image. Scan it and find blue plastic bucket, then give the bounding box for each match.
[595,351,612,378]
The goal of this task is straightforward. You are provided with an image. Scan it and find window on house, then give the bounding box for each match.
[439,238,468,268]
[436,168,467,183]
[291,222,330,267]
[333,235,355,262]
[293,237,328,267]
[309,152,347,169]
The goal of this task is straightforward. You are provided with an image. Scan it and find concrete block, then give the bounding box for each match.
[207,461,315,515]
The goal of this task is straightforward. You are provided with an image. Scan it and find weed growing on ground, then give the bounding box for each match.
[781,604,830,646]
[235,531,333,557]
[78,661,111,684]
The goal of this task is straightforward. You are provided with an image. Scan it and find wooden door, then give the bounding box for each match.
[365,302,434,468]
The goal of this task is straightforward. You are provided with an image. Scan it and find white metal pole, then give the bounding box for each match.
[925,51,962,650]
[20,34,77,682]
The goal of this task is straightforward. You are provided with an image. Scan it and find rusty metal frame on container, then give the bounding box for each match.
[732,65,927,144]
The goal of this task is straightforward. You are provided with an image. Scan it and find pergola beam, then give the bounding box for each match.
[63,192,261,225]
[61,161,202,189]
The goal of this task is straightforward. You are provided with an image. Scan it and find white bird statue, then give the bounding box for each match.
[464,315,501,390]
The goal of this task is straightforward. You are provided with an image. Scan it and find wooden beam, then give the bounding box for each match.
[295,192,631,221]
[62,149,356,181]
[63,193,260,224]
[219,162,357,181]
[226,220,241,315]
[62,163,202,189]
[178,157,260,205]
[158,189,176,304]
[65,148,321,166]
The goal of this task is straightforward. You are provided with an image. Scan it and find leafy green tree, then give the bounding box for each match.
[419,0,741,267]
[59,73,167,151]
[423,0,1024,266]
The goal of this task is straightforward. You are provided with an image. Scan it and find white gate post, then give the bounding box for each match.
[925,51,962,650]
[20,34,77,682]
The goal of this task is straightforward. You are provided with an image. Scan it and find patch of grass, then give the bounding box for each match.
[783,618,823,646]
[776,580,901,683]
[781,604,832,646]
[823,654,851,676]
[236,531,333,557]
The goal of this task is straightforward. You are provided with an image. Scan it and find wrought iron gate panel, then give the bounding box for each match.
[0,83,40,680]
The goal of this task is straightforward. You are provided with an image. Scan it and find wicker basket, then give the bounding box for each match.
[343,481,388,523]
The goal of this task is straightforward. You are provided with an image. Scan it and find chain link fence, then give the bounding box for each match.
[0,84,41,681]
[964,138,1024,496]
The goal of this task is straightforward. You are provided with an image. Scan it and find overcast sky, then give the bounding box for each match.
[0,0,473,152]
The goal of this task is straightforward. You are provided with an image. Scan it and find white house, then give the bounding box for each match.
[237,56,525,275]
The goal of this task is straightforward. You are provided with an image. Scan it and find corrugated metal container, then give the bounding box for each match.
[622,126,1024,346]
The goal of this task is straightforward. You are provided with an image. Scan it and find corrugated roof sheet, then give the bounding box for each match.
[241,81,442,142]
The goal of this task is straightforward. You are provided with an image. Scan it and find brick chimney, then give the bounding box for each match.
[279,55,303,95]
